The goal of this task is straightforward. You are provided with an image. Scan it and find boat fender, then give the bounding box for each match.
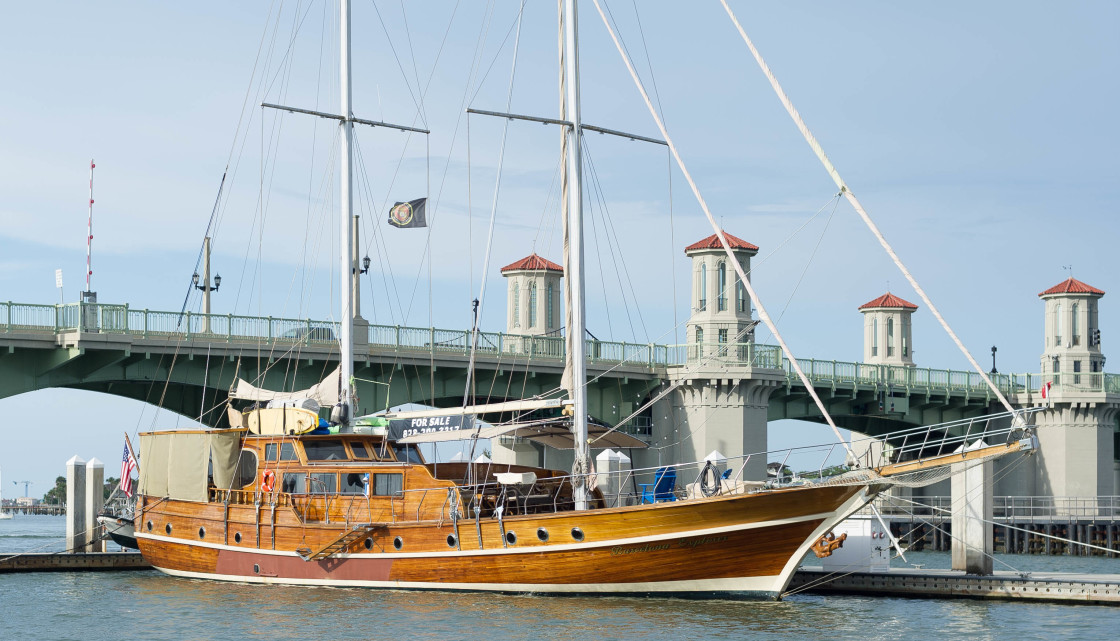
[700,461,720,497]
[261,469,276,493]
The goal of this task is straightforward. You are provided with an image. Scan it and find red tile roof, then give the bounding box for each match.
[684,230,759,253]
[1038,277,1104,297]
[858,293,918,310]
[500,253,564,274]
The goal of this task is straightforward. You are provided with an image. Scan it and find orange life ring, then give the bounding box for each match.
[261,469,276,493]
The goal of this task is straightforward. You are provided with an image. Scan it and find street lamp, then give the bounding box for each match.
[990,345,998,374]
[360,255,371,274]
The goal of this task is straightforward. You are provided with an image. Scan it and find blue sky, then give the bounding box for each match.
[1,1,1117,496]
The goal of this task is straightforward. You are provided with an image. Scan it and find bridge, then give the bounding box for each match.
[4,299,1113,436]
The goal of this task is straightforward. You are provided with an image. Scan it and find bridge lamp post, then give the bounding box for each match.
[192,237,221,333]
[990,345,998,374]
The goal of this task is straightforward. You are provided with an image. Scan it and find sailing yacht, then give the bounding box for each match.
[132,0,1039,599]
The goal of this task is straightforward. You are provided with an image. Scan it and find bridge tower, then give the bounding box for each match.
[640,230,780,479]
[1030,277,1119,498]
[858,293,917,367]
[500,254,563,337]
[683,231,758,352]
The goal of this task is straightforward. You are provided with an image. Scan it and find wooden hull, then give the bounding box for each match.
[136,483,868,599]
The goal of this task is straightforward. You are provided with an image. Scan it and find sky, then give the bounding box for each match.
[1,1,1117,498]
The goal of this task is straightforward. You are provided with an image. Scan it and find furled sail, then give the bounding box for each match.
[230,367,340,407]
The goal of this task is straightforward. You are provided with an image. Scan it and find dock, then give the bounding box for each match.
[790,567,1120,605]
[0,552,150,573]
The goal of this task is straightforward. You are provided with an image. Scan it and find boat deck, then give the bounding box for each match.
[789,567,1120,605]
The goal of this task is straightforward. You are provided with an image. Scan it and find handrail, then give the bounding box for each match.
[3,300,1117,394]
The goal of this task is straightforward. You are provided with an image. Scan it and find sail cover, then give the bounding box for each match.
[397,420,647,450]
[231,367,340,406]
[137,429,243,503]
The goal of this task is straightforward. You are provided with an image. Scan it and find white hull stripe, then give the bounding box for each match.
[136,510,833,560]
[153,565,784,597]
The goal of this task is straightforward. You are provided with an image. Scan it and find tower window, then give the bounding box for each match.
[887,318,895,357]
[512,282,520,328]
[529,282,538,328]
[736,270,747,313]
[717,262,727,312]
[1072,303,1080,346]
[871,317,878,357]
[1054,302,1062,346]
[547,282,555,330]
[698,264,707,311]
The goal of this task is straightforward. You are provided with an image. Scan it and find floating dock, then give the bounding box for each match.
[790,567,1120,605]
[0,552,150,573]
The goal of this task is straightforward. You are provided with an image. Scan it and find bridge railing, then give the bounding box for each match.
[7,300,1120,395]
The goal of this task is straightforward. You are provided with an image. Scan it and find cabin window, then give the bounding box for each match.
[308,472,337,494]
[392,444,423,464]
[282,473,307,494]
[372,473,403,497]
[234,450,258,488]
[303,440,348,461]
[342,472,368,495]
[264,442,298,462]
[349,442,371,460]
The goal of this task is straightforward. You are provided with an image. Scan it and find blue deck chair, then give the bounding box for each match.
[639,467,677,504]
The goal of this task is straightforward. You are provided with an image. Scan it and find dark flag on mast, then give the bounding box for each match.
[387,198,427,228]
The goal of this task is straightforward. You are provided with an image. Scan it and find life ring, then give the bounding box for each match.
[261,469,276,493]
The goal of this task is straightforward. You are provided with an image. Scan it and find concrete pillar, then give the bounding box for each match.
[65,456,87,554]
[85,458,105,553]
[951,460,993,575]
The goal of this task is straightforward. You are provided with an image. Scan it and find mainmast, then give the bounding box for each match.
[562,0,590,510]
[338,0,355,424]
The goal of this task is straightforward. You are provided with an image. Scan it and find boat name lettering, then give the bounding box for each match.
[610,543,672,556]
[677,535,728,549]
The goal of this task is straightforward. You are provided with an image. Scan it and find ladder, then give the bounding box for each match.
[298,523,381,561]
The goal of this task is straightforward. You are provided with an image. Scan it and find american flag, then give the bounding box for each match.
[120,443,139,497]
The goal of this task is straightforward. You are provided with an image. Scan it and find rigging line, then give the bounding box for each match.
[628,0,668,125]
[376,0,497,326]
[468,3,532,106]
[398,0,429,125]
[353,137,407,321]
[719,0,1014,415]
[591,0,854,460]
[667,148,678,344]
[585,176,617,340]
[463,0,526,409]
[771,194,841,328]
[582,141,635,340]
[369,0,426,126]
[262,1,321,101]
[583,137,650,342]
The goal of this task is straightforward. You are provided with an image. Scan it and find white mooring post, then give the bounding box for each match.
[951,459,994,574]
[85,458,105,552]
[65,456,87,553]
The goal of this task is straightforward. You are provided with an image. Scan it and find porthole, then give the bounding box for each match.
[198,527,206,539]
[234,532,242,543]
[537,527,549,542]
[146,520,153,532]
[571,527,584,542]
[505,531,517,546]
[165,523,172,535]
[364,537,373,550]
[393,536,403,550]
[253,564,260,574]
[446,534,458,548]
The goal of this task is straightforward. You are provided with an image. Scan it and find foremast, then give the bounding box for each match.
[338,0,356,425]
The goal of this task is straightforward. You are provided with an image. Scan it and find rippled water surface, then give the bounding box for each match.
[3,515,1119,641]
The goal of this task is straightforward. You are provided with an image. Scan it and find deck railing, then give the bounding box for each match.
[871,495,1120,521]
[3,300,1118,394]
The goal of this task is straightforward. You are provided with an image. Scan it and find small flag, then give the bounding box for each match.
[119,443,139,497]
[1040,380,1052,400]
[388,198,427,228]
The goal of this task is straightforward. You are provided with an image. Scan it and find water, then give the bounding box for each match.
[3,515,1119,641]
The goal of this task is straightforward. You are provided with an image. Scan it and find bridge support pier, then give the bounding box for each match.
[951,459,993,575]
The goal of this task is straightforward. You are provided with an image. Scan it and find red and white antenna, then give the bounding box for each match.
[86,159,95,293]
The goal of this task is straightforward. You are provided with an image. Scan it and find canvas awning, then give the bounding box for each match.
[231,367,340,407]
[138,429,245,503]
